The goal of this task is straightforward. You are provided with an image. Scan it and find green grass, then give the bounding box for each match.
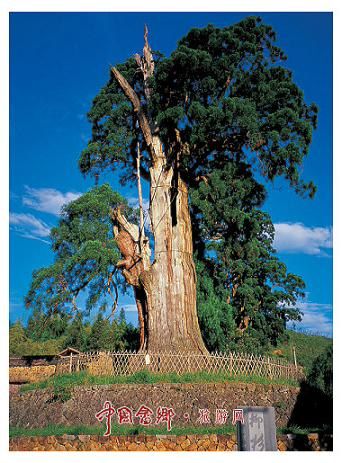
[10,424,106,438]
[270,331,332,373]
[20,369,300,394]
[10,423,236,438]
[10,423,329,438]
[278,425,332,436]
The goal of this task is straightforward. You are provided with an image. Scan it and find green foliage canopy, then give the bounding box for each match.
[80,17,317,198]
[192,162,305,351]
[25,184,135,318]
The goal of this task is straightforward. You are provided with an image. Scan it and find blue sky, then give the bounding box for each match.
[9,12,332,336]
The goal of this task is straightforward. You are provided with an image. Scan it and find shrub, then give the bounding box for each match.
[307,344,333,399]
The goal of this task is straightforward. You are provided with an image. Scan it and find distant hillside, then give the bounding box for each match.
[272,330,332,373]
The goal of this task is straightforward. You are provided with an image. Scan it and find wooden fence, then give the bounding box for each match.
[55,350,304,381]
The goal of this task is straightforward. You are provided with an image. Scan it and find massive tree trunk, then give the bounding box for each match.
[111,29,208,354]
[141,140,207,353]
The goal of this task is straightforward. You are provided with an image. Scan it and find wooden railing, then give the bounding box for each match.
[55,350,304,381]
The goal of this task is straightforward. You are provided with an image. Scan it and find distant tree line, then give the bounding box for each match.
[9,309,139,356]
[10,298,293,357]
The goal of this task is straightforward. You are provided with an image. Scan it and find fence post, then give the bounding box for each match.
[69,352,73,373]
[229,352,233,375]
[292,346,298,371]
[267,357,272,379]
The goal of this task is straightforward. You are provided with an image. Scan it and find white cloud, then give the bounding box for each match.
[122,304,138,313]
[9,212,50,243]
[287,301,332,337]
[274,222,332,256]
[22,186,82,216]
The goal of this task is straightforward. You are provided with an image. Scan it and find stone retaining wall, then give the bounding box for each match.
[9,433,333,451]
[11,382,299,429]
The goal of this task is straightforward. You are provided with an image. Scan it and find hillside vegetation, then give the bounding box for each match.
[270,330,332,373]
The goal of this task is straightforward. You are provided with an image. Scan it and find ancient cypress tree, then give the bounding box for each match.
[27,17,317,353]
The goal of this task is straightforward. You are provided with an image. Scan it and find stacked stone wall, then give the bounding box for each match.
[11,382,299,428]
[9,433,332,451]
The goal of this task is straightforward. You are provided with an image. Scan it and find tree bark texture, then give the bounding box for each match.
[111,29,208,354]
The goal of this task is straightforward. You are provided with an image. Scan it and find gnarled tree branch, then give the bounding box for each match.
[111,207,151,348]
[111,66,159,164]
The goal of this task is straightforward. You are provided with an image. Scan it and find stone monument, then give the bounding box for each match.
[236,406,277,451]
